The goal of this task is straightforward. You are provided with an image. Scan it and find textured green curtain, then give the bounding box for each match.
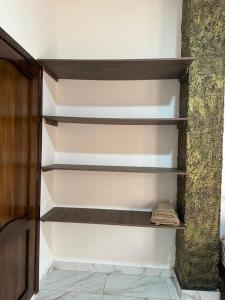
[175,0,225,290]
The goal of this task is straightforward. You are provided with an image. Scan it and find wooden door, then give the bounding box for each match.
[0,28,42,300]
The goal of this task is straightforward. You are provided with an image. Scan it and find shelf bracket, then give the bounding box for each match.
[177,120,187,130]
[45,118,58,127]
[38,62,59,82]
[179,68,189,83]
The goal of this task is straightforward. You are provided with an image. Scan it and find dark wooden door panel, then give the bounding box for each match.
[0,58,33,300]
[0,27,42,300]
[0,228,29,299]
[0,59,30,227]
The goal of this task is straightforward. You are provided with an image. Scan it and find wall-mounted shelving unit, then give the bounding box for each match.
[41,207,185,230]
[39,57,193,230]
[42,164,186,175]
[44,116,188,126]
[38,58,193,81]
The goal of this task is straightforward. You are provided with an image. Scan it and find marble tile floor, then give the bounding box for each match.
[36,269,180,300]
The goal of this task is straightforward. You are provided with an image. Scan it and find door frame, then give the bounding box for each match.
[0,27,42,295]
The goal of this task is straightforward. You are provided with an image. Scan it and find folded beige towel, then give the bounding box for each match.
[151,202,180,226]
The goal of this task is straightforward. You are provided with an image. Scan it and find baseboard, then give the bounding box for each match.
[173,271,220,300]
[53,259,173,277]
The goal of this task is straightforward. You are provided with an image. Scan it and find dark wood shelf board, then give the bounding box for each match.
[44,116,187,126]
[40,207,185,230]
[37,58,194,81]
[41,164,186,175]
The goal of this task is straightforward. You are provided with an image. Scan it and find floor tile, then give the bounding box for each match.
[41,269,106,294]
[103,295,147,300]
[104,274,170,299]
[36,290,103,300]
[103,295,171,300]
[165,278,180,300]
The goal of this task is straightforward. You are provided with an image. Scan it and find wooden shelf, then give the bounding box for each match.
[41,164,186,175]
[40,207,185,230]
[37,58,194,81]
[44,116,188,127]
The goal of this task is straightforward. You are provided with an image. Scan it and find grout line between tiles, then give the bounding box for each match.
[102,272,109,298]
[165,278,179,300]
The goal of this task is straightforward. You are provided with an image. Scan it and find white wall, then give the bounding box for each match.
[50,224,176,268]
[0,0,57,58]
[41,0,183,269]
[41,73,58,279]
[57,0,182,59]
